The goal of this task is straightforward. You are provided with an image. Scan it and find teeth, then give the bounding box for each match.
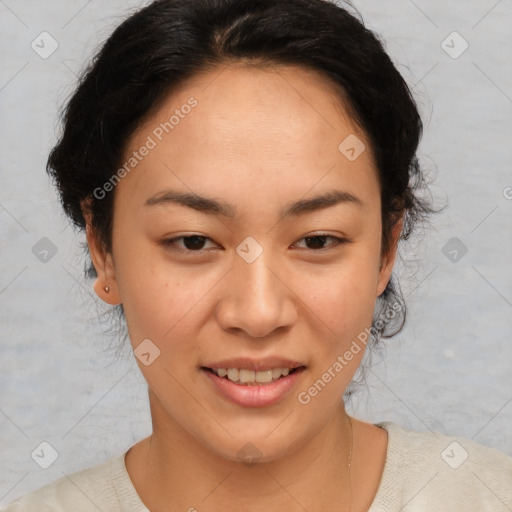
[239,369,255,383]
[227,368,239,381]
[212,367,296,385]
[256,370,273,383]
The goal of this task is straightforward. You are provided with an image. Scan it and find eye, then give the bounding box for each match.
[160,235,218,253]
[292,234,347,251]
[160,233,348,255]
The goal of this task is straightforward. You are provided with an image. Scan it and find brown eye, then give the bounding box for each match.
[160,233,347,255]
[161,235,217,253]
[293,234,347,251]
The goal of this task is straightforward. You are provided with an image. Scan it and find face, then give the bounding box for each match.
[87,63,400,463]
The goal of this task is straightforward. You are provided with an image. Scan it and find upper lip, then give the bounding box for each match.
[202,357,306,372]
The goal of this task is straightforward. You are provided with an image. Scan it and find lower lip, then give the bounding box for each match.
[202,368,305,408]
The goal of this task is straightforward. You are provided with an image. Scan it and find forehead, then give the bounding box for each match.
[117,62,379,212]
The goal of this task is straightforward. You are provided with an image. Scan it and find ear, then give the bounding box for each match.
[376,215,403,297]
[81,199,122,305]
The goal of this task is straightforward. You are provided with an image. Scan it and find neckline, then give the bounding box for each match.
[113,421,398,511]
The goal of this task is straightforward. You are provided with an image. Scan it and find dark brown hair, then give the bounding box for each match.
[47,0,436,390]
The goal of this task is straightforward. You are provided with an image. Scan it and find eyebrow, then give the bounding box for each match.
[144,188,363,218]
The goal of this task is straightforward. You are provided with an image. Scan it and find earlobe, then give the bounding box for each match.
[93,275,122,305]
[376,215,404,297]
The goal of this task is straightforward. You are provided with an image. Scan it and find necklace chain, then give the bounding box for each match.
[347,415,353,512]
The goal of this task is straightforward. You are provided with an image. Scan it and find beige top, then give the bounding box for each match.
[2,421,512,511]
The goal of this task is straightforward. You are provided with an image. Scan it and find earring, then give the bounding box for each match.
[104,286,110,293]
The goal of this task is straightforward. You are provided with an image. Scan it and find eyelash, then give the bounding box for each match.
[160,233,348,255]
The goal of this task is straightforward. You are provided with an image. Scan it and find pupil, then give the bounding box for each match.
[306,236,326,249]
[184,235,206,250]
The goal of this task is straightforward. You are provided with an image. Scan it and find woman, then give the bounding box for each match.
[3,0,511,510]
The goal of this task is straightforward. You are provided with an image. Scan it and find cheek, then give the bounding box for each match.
[299,249,381,336]
[295,255,379,400]
[110,238,181,340]
[113,240,225,353]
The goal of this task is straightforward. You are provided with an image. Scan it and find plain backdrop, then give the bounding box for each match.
[1,0,511,505]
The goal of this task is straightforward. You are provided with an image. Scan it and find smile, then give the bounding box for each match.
[202,366,306,407]
[207,367,300,385]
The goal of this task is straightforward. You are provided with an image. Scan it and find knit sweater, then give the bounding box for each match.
[2,421,511,511]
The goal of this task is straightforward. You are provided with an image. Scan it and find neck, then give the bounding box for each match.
[126,394,355,512]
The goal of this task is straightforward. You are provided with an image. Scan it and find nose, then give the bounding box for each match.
[215,248,298,339]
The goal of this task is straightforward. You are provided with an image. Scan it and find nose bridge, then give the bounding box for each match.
[235,237,282,309]
[217,236,296,337]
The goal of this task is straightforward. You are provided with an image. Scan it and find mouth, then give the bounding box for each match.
[202,366,306,386]
[201,365,307,407]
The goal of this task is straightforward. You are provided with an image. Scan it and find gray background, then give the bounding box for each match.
[1,0,511,505]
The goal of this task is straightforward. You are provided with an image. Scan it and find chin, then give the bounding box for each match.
[198,420,312,466]
[208,438,292,466]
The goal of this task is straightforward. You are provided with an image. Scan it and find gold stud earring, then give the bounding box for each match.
[104,286,110,293]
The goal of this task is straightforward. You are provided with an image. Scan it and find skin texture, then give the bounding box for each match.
[84,62,402,511]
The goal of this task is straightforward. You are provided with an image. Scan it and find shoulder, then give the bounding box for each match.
[370,421,512,512]
[0,453,125,512]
